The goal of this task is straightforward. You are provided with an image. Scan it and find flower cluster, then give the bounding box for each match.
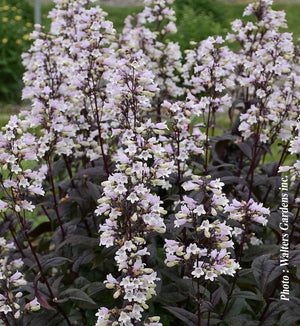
[22,0,117,163]
[0,115,47,215]
[227,0,297,144]
[121,0,184,117]
[161,99,205,184]
[165,176,240,281]
[95,57,173,325]
[224,198,270,246]
[165,220,239,281]
[183,36,235,116]
[0,237,40,322]
[95,131,169,325]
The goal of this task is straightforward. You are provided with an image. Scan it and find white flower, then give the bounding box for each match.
[119,311,131,324]
[127,192,139,203]
[193,205,205,216]
[205,270,218,281]
[0,305,12,314]
[199,220,211,238]
[192,267,204,278]
[115,183,127,195]
[278,166,291,172]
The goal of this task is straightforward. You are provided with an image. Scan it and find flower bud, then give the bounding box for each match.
[143,268,153,274]
[106,283,115,289]
[113,289,121,299]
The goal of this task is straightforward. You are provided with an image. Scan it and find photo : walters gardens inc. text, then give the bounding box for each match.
[1,0,300,325]
[279,176,290,302]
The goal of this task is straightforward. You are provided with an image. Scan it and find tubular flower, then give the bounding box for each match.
[0,115,47,216]
[165,176,240,281]
[95,56,173,326]
[22,0,118,162]
[0,238,40,323]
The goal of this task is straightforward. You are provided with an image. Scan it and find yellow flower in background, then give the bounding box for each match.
[2,38,8,44]
[2,17,8,23]
[25,22,33,28]
[15,15,22,21]
[16,39,21,45]
[3,5,9,11]
[12,6,17,11]
[23,34,30,41]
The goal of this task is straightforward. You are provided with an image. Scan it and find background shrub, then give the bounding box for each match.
[0,0,33,104]
[173,0,225,49]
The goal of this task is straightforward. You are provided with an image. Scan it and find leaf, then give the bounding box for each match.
[52,220,79,246]
[252,255,283,293]
[43,257,72,271]
[77,165,106,179]
[279,312,300,326]
[56,235,98,250]
[221,175,247,185]
[209,163,235,171]
[52,159,67,178]
[260,162,278,176]
[236,142,253,159]
[214,139,232,160]
[261,301,283,326]
[232,290,261,301]
[147,243,157,266]
[52,275,65,289]
[217,275,231,294]
[29,221,52,237]
[72,251,95,272]
[231,315,259,326]
[24,310,58,325]
[56,288,96,305]
[83,181,102,201]
[159,284,186,304]
[289,249,300,266]
[85,282,105,297]
[57,179,72,192]
[224,298,247,321]
[164,306,197,326]
[211,287,224,307]
[35,289,57,312]
[243,245,279,262]
[65,194,86,207]
[253,175,268,187]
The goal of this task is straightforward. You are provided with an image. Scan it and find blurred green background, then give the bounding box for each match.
[0,0,300,124]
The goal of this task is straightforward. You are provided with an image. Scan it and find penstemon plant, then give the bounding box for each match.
[1,0,300,325]
[95,55,174,326]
